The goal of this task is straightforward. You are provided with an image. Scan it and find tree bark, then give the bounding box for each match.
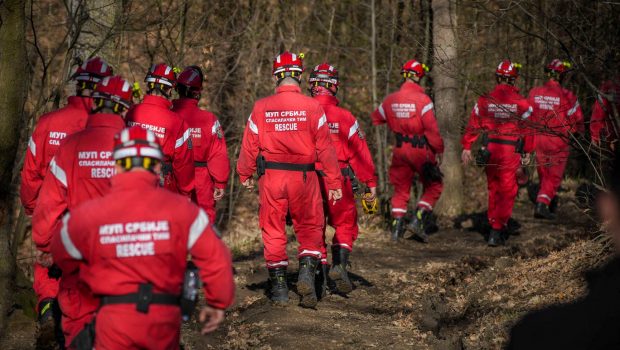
[432,0,463,216]
[0,0,28,334]
[370,0,387,194]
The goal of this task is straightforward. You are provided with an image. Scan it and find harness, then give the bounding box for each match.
[395,133,427,148]
[482,135,525,153]
[194,161,208,167]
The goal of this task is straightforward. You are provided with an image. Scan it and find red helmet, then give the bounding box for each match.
[73,57,113,82]
[272,52,304,79]
[177,66,203,90]
[309,63,339,86]
[545,59,571,74]
[145,63,176,88]
[401,59,428,78]
[113,127,163,163]
[496,59,520,79]
[309,63,339,96]
[92,76,133,110]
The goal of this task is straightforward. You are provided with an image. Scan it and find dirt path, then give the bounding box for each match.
[181,193,593,350]
[0,190,593,350]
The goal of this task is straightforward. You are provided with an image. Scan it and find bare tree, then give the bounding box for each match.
[432,0,462,216]
[0,0,29,333]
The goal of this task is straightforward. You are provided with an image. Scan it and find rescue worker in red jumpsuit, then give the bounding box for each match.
[19,56,112,337]
[461,60,533,246]
[371,59,444,242]
[237,52,342,308]
[172,66,230,223]
[590,77,620,149]
[308,63,377,295]
[32,76,133,347]
[528,59,584,219]
[51,127,235,350]
[126,63,194,196]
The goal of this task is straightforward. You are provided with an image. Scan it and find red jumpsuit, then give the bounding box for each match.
[32,113,125,346]
[20,96,92,307]
[590,79,620,145]
[237,85,342,269]
[462,84,533,231]
[50,171,235,350]
[314,94,376,257]
[371,81,444,217]
[126,95,194,196]
[172,98,230,222]
[528,80,583,205]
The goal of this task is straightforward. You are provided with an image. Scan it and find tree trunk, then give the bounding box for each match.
[71,0,120,61]
[0,0,28,334]
[370,0,387,194]
[432,0,463,216]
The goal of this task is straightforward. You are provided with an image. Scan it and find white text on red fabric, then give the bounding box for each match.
[265,110,308,132]
[391,103,416,119]
[488,103,518,118]
[78,151,115,178]
[98,221,170,258]
[533,95,561,111]
[48,131,68,145]
[127,121,166,139]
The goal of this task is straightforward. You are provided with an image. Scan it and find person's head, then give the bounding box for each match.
[598,151,620,253]
[544,59,571,83]
[92,76,133,118]
[401,59,428,83]
[272,52,304,87]
[72,57,113,97]
[176,66,204,100]
[495,59,520,86]
[308,63,339,97]
[144,63,177,99]
[113,127,163,175]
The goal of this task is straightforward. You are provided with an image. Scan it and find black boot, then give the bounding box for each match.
[37,298,62,349]
[487,229,505,247]
[534,202,555,220]
[268,267,289,303]
[409,209,430,243]
[391,217,405,241]
[329,246,353,294]
[297,256,319,308]
[315,263,328,299]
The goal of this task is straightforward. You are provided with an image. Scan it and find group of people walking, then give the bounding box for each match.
[19,50,617,349]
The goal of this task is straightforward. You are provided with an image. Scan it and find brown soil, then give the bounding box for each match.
[1,186,600,350]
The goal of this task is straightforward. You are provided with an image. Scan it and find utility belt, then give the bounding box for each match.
[194,161,208,167]
[100,284,180,313]
[72,263,201,350]
[317,166,362,194]
[395,133,427,148]
[476,134,524,167]
[256,155,315,181]
[317,166,354,178]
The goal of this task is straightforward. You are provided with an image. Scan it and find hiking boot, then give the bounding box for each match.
[268,267,289,303]
[534,202,555,220]
[37,298,60,349]
[315,262,328,299]
[487,229,505,247]
[409,210,430,243]
[329,246,353,294]
[391,217,405,241]
[296,256,319,308]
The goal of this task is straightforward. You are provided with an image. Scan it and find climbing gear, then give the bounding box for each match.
[401,59,429,79]
[309,63,339,95]
[113,127,163,173]
[272,51,304,84]
[145,63,177,98]
[92,76,133,113]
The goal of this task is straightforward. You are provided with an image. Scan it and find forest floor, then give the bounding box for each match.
[0,182,604,350]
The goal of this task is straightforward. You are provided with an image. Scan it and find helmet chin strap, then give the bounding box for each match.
[147,82,171,99]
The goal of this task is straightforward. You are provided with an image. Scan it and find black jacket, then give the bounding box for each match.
[507,256,620,350]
